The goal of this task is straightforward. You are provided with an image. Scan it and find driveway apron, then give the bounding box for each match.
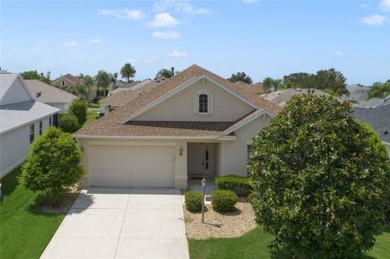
[40,187,189,259]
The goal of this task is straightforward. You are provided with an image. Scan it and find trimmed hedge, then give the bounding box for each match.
[211,190,238,212]
[58,113,80,133]
[185,191,203,212]
[215,175,252,196]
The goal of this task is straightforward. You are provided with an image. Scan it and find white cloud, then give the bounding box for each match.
[152,31,180,39]
[150,12,180,27]
[242,0,258,3]
[361,14,386,25]
[89,38,101,44]
[335,51,343,56]
[360,3,369,9]
[99,9,146,20]
[154,0,210,15]
[62,40,78,48]
[379,0,390,11]
[168,50,187,57]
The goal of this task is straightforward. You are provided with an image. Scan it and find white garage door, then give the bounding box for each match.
[90,145,175,187]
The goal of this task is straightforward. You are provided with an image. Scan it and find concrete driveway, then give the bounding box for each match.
[40,187,189,259]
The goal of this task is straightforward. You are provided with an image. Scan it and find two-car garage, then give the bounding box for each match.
[89,145,175,188]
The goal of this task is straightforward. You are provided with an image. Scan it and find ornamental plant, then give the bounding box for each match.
[19,127,84,207]
[248,94,390,258]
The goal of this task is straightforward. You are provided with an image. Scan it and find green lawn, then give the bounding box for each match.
[87,102,100,108]
[0,167,65,259]
[189,226,390,259]
[83,110,98,127]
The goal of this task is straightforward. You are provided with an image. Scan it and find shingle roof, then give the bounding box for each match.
[24,80,78,103]
[264,88,339,107]
[75,65,281,138]
[52,73,82,85]
[353,104,390,144]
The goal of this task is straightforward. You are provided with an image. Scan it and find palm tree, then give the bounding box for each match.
[82,75,94,101]
[95,70,110,97]
[0,67,8,73]
[120,63,136,83]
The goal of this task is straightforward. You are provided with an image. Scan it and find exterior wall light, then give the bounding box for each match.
[179,147,183,156]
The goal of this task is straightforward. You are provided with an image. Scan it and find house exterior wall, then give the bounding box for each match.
[134,79,254,122]
[77,138,188,189]
[0,77,31,105]
[52,78,75,89]
[46,103,68,114]
[217,115,272,177]
[0,116,52,178]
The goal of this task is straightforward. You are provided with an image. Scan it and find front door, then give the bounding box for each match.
[188,143,214,177]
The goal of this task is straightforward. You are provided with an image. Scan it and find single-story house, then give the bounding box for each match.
[75,65,280,189]
[24,79,78,113]
[0,74,60,178]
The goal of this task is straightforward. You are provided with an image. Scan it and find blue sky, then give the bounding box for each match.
[1,0,390,85]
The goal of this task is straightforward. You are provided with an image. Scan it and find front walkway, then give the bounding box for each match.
[40,187,189,259]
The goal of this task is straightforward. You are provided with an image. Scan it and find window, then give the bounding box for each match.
[49,116,52,126]
[39,121,43,135]
[61,80,65,86]
[193,90,213,115]
[30,124,35,143]
[199,94,208,113]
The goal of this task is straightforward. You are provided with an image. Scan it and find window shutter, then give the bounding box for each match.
[193,93,198,113]
[209,93,214,114]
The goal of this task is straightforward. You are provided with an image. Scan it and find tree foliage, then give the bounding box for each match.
[248,94,390,258]
[81,75,94,100]
[120,63,136,83]
[58,113,80,133]
[95,70,111,97]
[155,68,173,79]
[262,77,283,92]
[68,98,88,126]
[21,70,51,85]
[228,72,253,84]
[19,127,84,206]
[368,81,390,99]
[265,68,349,96]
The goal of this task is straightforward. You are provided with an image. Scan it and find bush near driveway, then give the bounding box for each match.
[215,175,252,196]
[211,190,238,212]
[19,127,84,207]
[58,113,79,133]
[185,191,203,212]
[68,98,88,126]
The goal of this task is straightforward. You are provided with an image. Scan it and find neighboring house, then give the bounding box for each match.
[264,88,335,107]
[75,65,281,189]
[99,80,159,115]
[52,73,82,90]
[355,95,390,108]
[353,104,390,154]
[24,79,78,113]
[0,74,60,178]
[342,84,370,103]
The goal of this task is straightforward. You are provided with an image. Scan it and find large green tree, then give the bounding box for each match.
[248,94,389,258]
[228,72,253,84]
[68,98,88,126]
[120,63,136,83]
[81,75,94,101]
[19,127,84,206]
[368,81,390,99]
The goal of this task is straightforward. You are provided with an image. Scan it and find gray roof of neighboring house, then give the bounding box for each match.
[264,88,336,107]
[0,100,59,135]
[342,84,370,102]
[129,79,153,91]
[24,80,78,104]
[353,104,390,145]
[0,74,60,134]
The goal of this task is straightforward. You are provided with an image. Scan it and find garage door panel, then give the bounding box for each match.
[90,145,174,187]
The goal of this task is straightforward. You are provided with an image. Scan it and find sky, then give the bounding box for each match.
[1,0,390,85]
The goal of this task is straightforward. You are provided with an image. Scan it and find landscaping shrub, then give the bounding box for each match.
[215,175,252,196]
[68,98,88,126]
[58,113,79,133]
[211,190,238,212]
[185,191,203,212]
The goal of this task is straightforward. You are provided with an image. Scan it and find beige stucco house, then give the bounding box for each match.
[74,65,280,189]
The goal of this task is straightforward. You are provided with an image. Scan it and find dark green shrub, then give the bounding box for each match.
[185,191,203,212]
[211,190,238,212]
[58,113,79,133]
[215,175,252,196]
[68,98,88,126]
